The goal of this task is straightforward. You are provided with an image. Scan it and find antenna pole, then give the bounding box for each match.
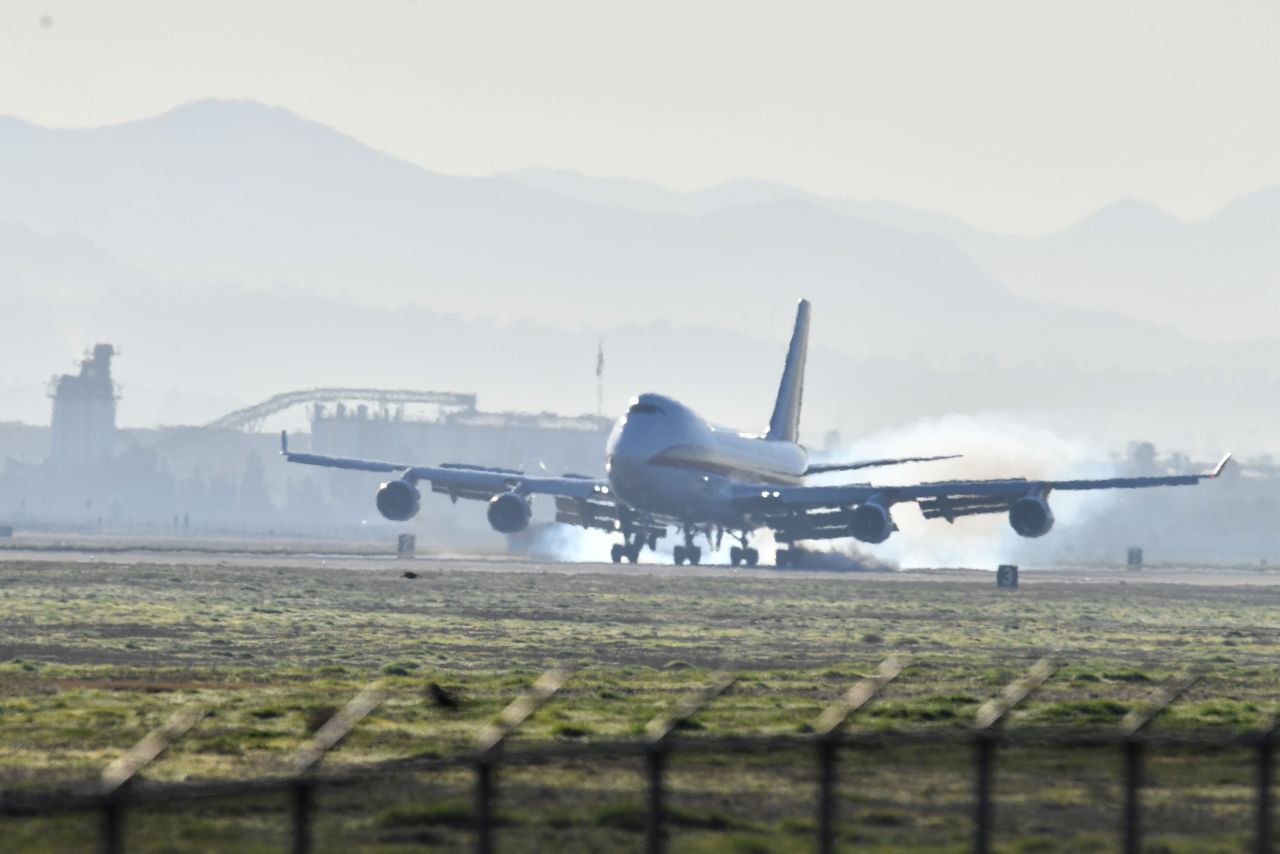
[596,340,604,418]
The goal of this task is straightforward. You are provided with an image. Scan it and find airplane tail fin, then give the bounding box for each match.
[766,299,810,442]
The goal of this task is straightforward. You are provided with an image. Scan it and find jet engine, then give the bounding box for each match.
[487,492,532,534]
[849,501,894,544]
[375,479,420,522]
[1009,495,1055,538]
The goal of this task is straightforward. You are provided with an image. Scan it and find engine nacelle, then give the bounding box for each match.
[487,492,532,534]
[1009,495,1055,538]
[849,502,894,544]
[375,479,420,522]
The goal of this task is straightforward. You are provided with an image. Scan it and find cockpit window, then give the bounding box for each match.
[628,402,662,415]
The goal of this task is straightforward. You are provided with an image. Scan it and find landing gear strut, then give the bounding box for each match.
[610,508,662,564]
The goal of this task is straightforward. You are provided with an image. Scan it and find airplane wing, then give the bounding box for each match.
[733,453,1231,540]
[280,432,609,503]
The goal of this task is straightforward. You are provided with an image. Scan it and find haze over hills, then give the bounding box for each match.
[507,170,1280,350]
[504,168,982,241]
[0,99,1277,455]
[506,168,1280,344]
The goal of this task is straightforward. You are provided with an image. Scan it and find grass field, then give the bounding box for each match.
[1,554,1278,851]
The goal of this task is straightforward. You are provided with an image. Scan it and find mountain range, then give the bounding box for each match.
[0,99,1276,454]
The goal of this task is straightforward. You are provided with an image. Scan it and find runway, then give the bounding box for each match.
[3,532,1280,587]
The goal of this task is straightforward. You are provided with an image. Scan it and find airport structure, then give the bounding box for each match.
[0,344,611,539]
[48,343,119,468]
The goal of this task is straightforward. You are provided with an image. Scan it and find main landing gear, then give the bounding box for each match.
[610,542,640,564]
[725,529,758,567]
[673,528,701,566]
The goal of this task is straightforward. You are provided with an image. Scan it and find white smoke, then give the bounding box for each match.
[812,413,1118,569]
[510,522,620,563]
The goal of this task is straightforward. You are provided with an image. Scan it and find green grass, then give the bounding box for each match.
[0,557,1277,850]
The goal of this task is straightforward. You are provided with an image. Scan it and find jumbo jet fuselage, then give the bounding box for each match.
[605,392,806,528]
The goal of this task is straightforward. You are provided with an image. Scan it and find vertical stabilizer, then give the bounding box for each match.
[766,299,810,442]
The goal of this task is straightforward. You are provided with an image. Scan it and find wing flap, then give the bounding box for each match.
[763,507,851,542]
[553,495,668,539]
[917,496,1017,521]
[554,495,620,533]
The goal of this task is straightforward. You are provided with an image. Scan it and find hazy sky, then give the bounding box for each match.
[3,0,1279,234]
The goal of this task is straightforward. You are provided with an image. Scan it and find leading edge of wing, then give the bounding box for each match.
[281,432,408,473]
[280,432,609,501]
[735,452,1232,510]
[1049,452,1231,491]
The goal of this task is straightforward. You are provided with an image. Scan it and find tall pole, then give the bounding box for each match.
[596,339,604,418]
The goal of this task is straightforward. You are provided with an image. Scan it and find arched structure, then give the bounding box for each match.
[201,388,477,432]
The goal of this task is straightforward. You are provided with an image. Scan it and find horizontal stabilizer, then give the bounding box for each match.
[804,454,960,476]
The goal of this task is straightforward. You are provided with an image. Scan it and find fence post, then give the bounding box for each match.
[1122,737,1143,854]
[970,658,1056,854]
[643,671,739,854]
[816,739,835,854]
[646,746,666,854]
[98,703,209,854]
[472,668,568,854]
[99,784,125,854]
[287,681,388,854]
[474,759,494,854]
[290,781,313,854]
[1118,673,1200,854]
[1257,720,1277,854]
[810,657,904,854]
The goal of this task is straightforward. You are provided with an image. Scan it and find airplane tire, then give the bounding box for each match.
[745,548,759,568]
[610,543,624,564]
[729,546,742,567]
[776,548,790,568]
[626,544,641,563]
[673,545,686,565]
[687,546,701,566]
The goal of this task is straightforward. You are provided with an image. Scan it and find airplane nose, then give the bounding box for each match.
[606,421,652,492]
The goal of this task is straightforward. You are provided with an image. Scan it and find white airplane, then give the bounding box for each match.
[283,300,1230,567]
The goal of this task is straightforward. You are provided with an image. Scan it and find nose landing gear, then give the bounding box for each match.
[610,512,663,564]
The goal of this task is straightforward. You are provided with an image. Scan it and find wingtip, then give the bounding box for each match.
[1209,452,1232,478]
[280,429,288,455]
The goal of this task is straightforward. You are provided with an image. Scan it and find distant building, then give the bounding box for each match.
[311,402,609,478]
[49,344,118,466]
